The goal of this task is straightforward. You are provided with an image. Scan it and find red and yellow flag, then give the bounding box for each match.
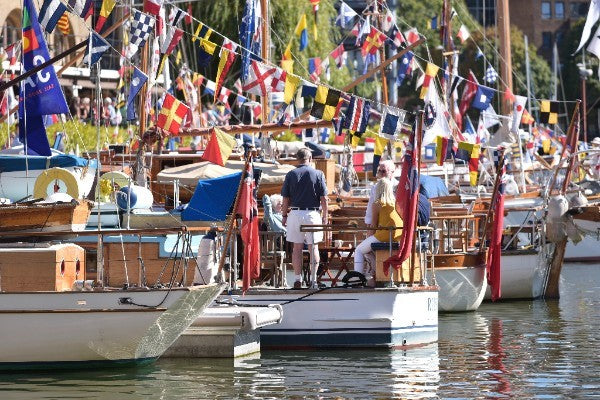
[435,135,448,166]
[201,128,237,166]
[420,63,439,99]
[95,0,116,32]
[157,94,189,135]
[214,48,237,103]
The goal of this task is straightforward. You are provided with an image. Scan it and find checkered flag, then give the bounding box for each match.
[484,65,498,84]
[129,10,155,56]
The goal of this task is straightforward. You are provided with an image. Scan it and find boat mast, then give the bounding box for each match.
[260,0,269,126]
[497,0,513,114]
[525,35,532,119]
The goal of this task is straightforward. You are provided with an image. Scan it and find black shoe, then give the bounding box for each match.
[293,280,302,289]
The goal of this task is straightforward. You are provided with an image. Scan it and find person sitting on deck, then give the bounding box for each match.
[354,178,402,285]
[262,194,286,233]
[365,160,397,226]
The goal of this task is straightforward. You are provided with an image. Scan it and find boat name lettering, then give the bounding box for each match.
[427,297,437,312]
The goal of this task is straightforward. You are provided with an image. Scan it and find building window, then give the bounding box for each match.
[542,32,553,49]
[571,2,588,18]
[542,1,552,19]
[555,1,565,19]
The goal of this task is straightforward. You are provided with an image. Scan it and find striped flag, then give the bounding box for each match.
[343,96,370,135]
[38,0,67,34]
[201,128,237,166]
[57,13,70,34]
[95,0,116,32]
[67,0,93,18]
[419,63,439,99]
[330,44,346,69]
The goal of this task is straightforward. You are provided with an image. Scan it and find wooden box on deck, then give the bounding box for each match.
[374,249,421,285]
[313,158,336,195]
[0,244,85,292]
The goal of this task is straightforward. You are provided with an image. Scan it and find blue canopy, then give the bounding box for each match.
[0,154,97,172]
[182,172,242,222]
[420,175,449,199]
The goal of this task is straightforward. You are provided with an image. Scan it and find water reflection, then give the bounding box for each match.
[0,264,599,399]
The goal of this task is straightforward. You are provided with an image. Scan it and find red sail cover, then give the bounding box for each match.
[383,127,419,274]
[238,162,260,293]
[487,167,505,301]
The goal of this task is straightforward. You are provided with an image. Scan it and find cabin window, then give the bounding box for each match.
[75,259,81,277]
[555,2,565,19]
[542,32,553,49]
[60,260,66,277]
[541,2,552,19]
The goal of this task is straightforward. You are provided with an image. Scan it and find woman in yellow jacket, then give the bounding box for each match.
[353,178,402,283]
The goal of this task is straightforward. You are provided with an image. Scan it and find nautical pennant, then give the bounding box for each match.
[168,6,188,26]
[471,85,495,111]
[157,93,189,135]
[423,84,451,146]
[129,10,155,57]
[382,9,396,32]
[435,135,449,166]
[390,25,406,49]
[192,23,216,67]
[126,67,148,121]
[511,95,527,133]
[330,44,346,69]
[458,142,481,186]
[214,48,237,103]
[271,67,287,92]
[361,27,387,57]
[295,14,308,51]
[459,70,479,116]
[379,106,406,141]
[67,0,93,18]
[397,51,414,86]
[343,96,370,135]
[95,0,117,32]
[540,100,559,124]
[419,63,439,99]
[201,127,238,167]
[457,24,470,44]
[484,65,498,84]
[310,85,341,121]
[143,0,163,16]
[308,57,322,81]
[57,13,70,34]
[157,25,184,77]
[336,1,358,28]
[84,32,110,65]
[356,17,371,46]
[38,0,67,34]
[242,60,276,96]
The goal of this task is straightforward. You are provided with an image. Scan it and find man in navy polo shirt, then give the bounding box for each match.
[281,148,329,289]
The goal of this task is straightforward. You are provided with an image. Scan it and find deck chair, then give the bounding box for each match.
[258,231,287,287]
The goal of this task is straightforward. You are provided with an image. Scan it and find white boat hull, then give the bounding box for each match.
[487,248,551,300]
[0,166,96,202]
[223,287,438,349]
[435,265,487,312]
[0,284,223,369]
[565,219,600,262]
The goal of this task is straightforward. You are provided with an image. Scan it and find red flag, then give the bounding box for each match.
[214,48,237,103]
[383,125,420,273]
[185,3,193,24]
[487,164,505,301]
[238,162,261,293]
[459,70,479,116]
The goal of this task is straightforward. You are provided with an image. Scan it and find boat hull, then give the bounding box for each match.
[0,200,92,233]
[486,248,550,300]
[433,254,487,312]
[565,219,600,262]
[223,286,438,349]
[0,284,223,369]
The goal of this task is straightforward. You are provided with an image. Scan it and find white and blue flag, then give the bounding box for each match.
[38,0,67,34]
[85,32,110,66]
[126,67,148,121]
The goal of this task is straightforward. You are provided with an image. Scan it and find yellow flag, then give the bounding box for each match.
[281,60,294,74]
[283,74,301,104]
[374,136,388,156]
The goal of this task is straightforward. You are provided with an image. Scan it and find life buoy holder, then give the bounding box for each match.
[94,171,131,202]
[33,167,80,199]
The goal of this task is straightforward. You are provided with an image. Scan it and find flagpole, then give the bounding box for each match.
[260,0,270,126]
[409,110,423,285]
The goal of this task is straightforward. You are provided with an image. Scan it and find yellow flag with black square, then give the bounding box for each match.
[310,85,341,121]
[540,100,559,124]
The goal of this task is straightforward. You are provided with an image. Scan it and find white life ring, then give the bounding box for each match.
[33,167,80,199]
[94,171,131,202]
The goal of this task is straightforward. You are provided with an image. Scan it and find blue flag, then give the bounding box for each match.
[471,85,494,111]
[465,116,476,135]
[239,0,261,80]
[19,0,69,156]
[85,32,110,66]
[38,0,67,34]
[126,67,148,121]
[397,51,414,86]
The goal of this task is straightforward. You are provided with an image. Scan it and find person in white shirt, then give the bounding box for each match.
[365,160,397,227]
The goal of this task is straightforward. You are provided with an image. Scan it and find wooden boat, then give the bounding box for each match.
[0,199,93,233]
[0,242,223,370]
[428,206,488,312]
[564,204,600,262]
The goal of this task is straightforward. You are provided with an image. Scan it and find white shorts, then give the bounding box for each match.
[286,210,323,244]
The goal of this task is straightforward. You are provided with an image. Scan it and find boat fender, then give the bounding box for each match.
[33,167,80,199]
[194,232,217,284]
[546,195,569,242]
[115,185,154,211]
[341,271,367,288]
[95,171,131,202]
